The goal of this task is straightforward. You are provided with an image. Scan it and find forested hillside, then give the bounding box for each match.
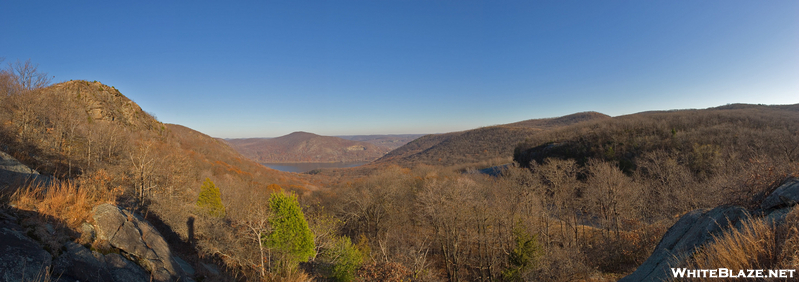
[375,112,610,168]
[227,132,391,163]
[310,105,799,281]
[337,134,424,151]
[0,61,325,281]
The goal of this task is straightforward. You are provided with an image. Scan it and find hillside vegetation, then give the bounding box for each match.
[0,61,327,280]
[227,131,391,163]
[308,105,799,281]
[376,112,610,168]
[337,134,425,151]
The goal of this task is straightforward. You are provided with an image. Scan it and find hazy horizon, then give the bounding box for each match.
[3,1,797,138]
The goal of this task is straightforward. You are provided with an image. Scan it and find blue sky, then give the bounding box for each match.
[2,1,797,138]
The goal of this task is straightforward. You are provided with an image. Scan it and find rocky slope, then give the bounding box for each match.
[0,155,199,281]
[0,153,196,281]
[227,131,392,163]
[0,203,200,282]
[621,178,799,281]
[50,80,161,131]
[0,79,318,280]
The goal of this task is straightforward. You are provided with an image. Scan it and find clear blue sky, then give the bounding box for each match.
[2,1,797,138]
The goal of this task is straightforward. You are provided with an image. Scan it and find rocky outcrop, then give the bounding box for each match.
[621,178,799,282]
[92,204,186,282]
[0,149,206,281]
[0,205,186,282]
[105,253,150,282]
[51,80,161,131]
[0,165,193,282]
[619,206,749,282]
[53,242,114,282]
[0,150,49,188]
[760,178,799,210]
[0,221,52,282]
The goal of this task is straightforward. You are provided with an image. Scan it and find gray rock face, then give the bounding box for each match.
[0,150,49,188]
[173,256,195,276]
[111,221,156,260]
[93,204,128,241]
[91,204,185,281]
[0,150,38,175]
[53,242,113,282]
[619,206,749,282]
[761,178,799,210]
[0,222,52,282]
[105,253,149,282]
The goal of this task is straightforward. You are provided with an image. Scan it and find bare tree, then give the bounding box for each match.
[128,140,158,204]
[585,159,638,239]
[536,158,581,248]
[419,176,477,282]
[8,59,51,92]
[239,196,272,277]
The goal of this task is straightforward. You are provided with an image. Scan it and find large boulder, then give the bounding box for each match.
[53,242,113,282]
[93,204,127,242]
[0,150,49,188]
[91,204,185,281]
[0,221,53,282]
[619,206,749,282]
[105,253,149,282]
[760,178,799,210]
[623,177,799,282]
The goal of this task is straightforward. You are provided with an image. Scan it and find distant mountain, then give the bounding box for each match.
[375,112,611,168]
[226,132,392,163]
[336,134,425,150]
[514,104,799,171]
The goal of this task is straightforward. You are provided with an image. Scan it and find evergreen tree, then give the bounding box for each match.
[503,223,541,281]
[196,178,225,217]
[265,192,315,273]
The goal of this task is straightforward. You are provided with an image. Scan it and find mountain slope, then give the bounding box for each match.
[336,134,424,150]
[0,78,323,280]
[514,104,799,171]
[226,131,392,163]
[375,112,611,167]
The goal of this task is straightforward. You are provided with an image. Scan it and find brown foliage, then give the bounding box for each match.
[684,208,799,282]
[11,177,119,229]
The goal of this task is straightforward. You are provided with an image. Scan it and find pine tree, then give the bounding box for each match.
[265,192,315,273]
[196,178,225,217]
[503,223,541,281]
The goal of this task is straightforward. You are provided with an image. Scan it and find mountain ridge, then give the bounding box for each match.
[226,131,392,163]
[374,112,611,168]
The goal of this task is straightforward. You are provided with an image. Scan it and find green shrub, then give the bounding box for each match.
[328,236,364,282]
[196,178,225,217]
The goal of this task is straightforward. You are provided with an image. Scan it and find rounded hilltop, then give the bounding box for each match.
[49,80,160,131]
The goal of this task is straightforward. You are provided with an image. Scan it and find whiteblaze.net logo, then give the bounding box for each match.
[671,268,796,279]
